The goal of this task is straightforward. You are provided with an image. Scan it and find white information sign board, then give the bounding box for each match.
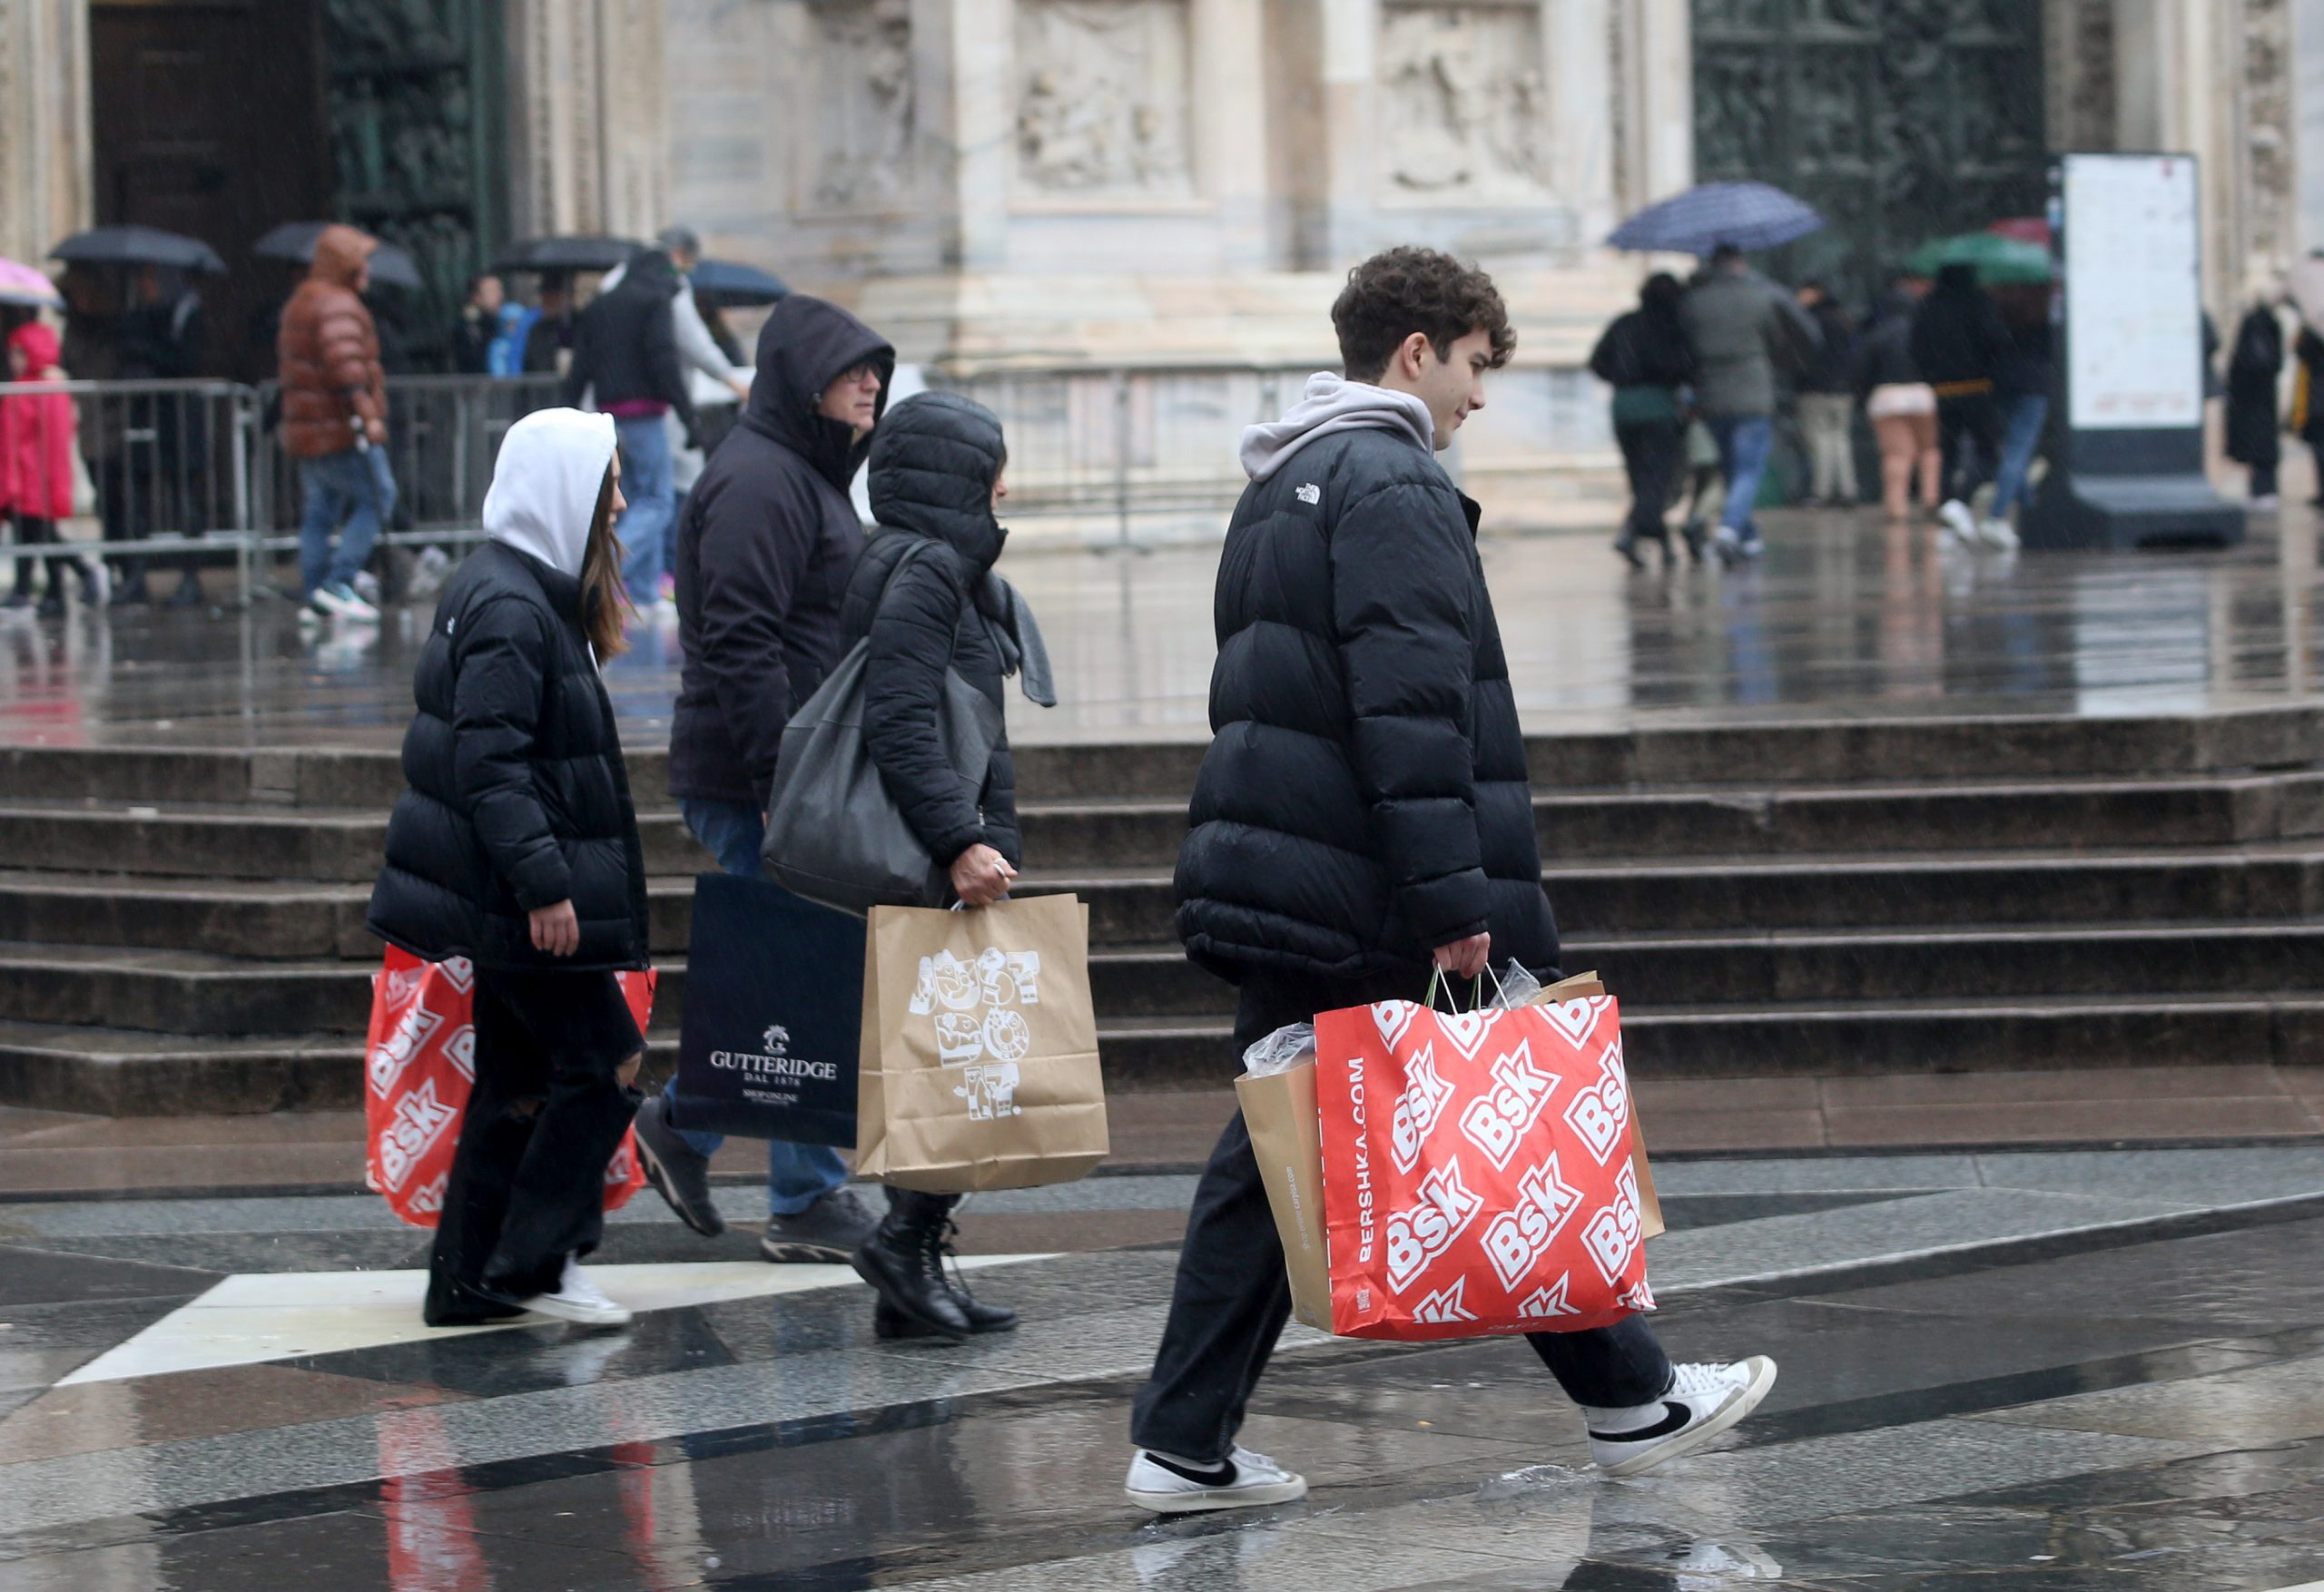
[2063,153,2204,431]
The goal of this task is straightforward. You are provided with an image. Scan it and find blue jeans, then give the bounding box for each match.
[1707,415,1774,542]
[663,797,852,1216]
[1991,393,2048,520]
[612,414,675,606]
[298,447,397,596]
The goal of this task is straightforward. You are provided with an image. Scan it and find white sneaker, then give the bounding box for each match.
[1124,1444,1308,1514]
[352,570,382,605]
[1583,1356,1777,1478]
[522,1258,633,1327]
[78,556,110,609]
[1976,516,2021,550]
[309,581,380,623]
[1937,499,1976,545]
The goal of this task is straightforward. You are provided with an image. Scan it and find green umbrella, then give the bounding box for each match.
[1904,231,2053,286]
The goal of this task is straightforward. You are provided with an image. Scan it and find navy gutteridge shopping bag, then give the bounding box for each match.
[672,871,864,1145]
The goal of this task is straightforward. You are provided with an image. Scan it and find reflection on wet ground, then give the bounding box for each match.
[5,1151,2324,1588]
[0,506,2316,749]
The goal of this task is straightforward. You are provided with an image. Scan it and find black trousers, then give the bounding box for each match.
[1935,392,2004,505]
[7,516,74,597]
[1615,418,1687,548]
[1129,968,1675,1464]
[425,966,646,1325]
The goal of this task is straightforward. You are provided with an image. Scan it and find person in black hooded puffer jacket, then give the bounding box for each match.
[368,408,651,1332]
[837,389,1056,1344]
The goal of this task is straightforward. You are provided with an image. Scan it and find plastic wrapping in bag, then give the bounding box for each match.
[1243,1022,1316,1078]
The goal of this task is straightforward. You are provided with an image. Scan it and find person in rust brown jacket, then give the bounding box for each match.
[278,223,396,620]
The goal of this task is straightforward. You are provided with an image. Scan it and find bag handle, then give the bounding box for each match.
[1421,960,1512,1015]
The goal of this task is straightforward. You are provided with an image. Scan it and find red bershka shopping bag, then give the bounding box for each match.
[1313,992,1653,1340]
[363,948,656,1227]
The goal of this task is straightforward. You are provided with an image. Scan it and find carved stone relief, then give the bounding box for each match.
[1014,0,1192,198]
[1378,3,1553,203]
[2245,0,2293,278]
[811,0,915,211]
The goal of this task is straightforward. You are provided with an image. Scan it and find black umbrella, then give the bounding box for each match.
[50,225,228,274]
[251,222,425,290]
[688,258,790,308]
[491,235,644,275]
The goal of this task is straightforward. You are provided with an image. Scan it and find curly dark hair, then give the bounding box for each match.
[1332,247,1517,381]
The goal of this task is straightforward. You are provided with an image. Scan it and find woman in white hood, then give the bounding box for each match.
[368,408,655,1329]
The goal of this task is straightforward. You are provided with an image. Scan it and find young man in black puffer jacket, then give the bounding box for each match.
[1126,248,1777,1515]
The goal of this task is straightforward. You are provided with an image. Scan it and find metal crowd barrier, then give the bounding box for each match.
[4,366,1302,604]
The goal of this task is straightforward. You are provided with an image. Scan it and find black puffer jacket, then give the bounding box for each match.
[669,294,895,806]
[837,392,1024,870]
[1177,412,1561,983]
[561,250,697,435]
[368,544,650,972]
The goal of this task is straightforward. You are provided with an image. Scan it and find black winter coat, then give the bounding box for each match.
[1587,308,1694,392]
[1910,276,2013,390]
[2225,307,2284,467]
[1801,300,1856,395]
[668,294,895,807]
[562,251,697,434]
[837,392,1024,870]
[369,544,650,972]
[1176,425,1561,985]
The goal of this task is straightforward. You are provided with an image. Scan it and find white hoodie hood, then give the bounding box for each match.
[482,408,618,577]
[1237,371,1436,482]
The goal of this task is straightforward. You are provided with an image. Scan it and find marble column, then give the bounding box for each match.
[2300,0,2324,257]
[1618,0,1691,213]
[506,0,670,240]
[0,0,92,269]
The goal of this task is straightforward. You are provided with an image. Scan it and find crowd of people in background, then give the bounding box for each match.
[1586,241,2322,571]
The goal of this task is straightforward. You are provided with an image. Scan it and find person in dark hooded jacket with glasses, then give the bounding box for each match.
[631,294,898,1263]
[830,390,1054,1341]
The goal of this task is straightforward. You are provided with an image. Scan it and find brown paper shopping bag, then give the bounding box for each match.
[1236,1056,1334,1331]
[857,895,1109,1193]
[1533,971,1663,1240]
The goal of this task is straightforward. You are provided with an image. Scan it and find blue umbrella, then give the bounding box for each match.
[688,258,790,307]
[1607,182,1825,256]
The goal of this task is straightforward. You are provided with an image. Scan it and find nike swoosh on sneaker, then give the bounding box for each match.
[1587,1400,1694,1444]
[1144,1452,1239,1487]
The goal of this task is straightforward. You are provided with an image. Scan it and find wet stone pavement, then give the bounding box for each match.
[4,1150,2324,1589]
[2,505,2322,749]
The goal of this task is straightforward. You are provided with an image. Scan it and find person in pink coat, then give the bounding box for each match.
[2,320,100,616]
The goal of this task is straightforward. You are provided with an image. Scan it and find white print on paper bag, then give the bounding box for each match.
[369,1003,444,1097]
[378,1078,459,1191]
[1519,1275,1579,1319]
[1581,1163,1646,1286]
[907,948,1044,1118]
[1412,1277,1478,1324]
[1456,1040,1561,1169]
[1563,1037,1631,1166]
[1389,1043,1454,1173]
[1385,1157,1483,1293]
[1482,1152,1586,1288]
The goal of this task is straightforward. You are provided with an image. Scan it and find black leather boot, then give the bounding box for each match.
[873,1222,1019,1341]
[851,1189,970,1342]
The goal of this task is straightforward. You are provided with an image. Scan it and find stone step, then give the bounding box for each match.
[16,767,2304,880]
[5,918,2319,1038]
[9,703,2322,806]
[10,991,2319,1115]
[5,844,2320,962]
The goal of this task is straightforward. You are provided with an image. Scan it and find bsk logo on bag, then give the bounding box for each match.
[378,1078,459,1191]
[1518,1275,1579,1319]
[369,1003,445,1096]
[1412,1277,1477,1324]
[1456,1040,1561,1168]
[1537,995,1603,1048]
[442,1024,476,1082]
[1581,1162,1646,1285]
[1436,1007,1493,1060]
[1563,1039,1632,1165]
[1389,1042,1454,1173]
[1371,1000,1416,1048]
[438,957,476,995]
[406,1173,448,1218]
[1385,1157,1483,1292]
[1619,1278,1657,1313]
[1482,1151,1586,1288]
